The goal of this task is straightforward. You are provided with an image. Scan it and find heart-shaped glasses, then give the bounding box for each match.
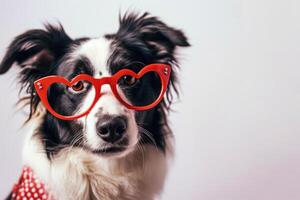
[34,63,171,120]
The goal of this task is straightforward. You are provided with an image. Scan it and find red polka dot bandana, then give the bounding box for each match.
[11,166,50,200]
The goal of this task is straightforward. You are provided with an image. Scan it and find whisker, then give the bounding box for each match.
[137,125,159,153]
[136,141,146,173]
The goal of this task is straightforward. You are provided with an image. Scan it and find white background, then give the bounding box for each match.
[0,0,300,199]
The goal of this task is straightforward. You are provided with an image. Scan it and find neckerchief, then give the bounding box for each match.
[11,166,50,200]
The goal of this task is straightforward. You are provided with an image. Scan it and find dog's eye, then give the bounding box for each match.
[68,81,86,93]
[120,76,137,87]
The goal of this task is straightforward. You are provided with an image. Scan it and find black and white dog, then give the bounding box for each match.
[1,12,189,200]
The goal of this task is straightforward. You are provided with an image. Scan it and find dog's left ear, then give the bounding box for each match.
[106,12,190,62]
[106,12,190,106]
[135,13,190,53]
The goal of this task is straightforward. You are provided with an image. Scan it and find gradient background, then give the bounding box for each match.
[0,0,300,199]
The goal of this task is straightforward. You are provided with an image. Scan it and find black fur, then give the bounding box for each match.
[5,192,13,200]
[106,12,190,150]
[0,12,189,159]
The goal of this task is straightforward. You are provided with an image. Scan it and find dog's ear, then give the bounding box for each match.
[0,24,72,78]
[0,24,72,121]
[131,12,190,55]
[106,12,190,61]
[108,12,190,107]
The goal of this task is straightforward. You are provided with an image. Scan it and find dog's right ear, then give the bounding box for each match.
[0,24,73,121]
[0,24,72,78]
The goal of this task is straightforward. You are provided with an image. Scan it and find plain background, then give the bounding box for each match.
[0,0,300,199]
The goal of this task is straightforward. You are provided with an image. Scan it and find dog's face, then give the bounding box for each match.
[48,37,141,157]
[0,13,189,158]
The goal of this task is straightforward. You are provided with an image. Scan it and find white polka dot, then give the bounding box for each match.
[34,193,38,198]
[31,188,36,193]
[27,192,31,197]
[20,191,25,196]
[22,197,27,200]
[39,188,44,194]
[42,194,47,199]
[30,198,34,200]
[29,183,34,187]
[36,184,41,188]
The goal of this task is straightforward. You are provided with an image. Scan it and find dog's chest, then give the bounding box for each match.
[44,147,168,200]
[23,130,172,200]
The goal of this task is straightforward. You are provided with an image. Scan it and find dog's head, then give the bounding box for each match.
[0,12,189,158]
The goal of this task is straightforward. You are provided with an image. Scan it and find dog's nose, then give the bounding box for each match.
[96,116,127,143]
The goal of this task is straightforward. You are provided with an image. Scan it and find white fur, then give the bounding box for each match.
[73,37,110,77]
[72,38,138,154]
[22,112,174,200]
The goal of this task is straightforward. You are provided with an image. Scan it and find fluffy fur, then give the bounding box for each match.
[1,12,189,200]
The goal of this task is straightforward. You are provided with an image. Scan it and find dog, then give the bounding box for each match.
[0,12,189,200]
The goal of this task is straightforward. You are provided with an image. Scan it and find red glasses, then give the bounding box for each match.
[34,63,171,120]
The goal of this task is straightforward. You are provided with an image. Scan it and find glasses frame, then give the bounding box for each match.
[34,63,171,120]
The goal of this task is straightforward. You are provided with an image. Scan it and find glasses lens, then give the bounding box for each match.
[117,71,162,108]
[47,80,96,117]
